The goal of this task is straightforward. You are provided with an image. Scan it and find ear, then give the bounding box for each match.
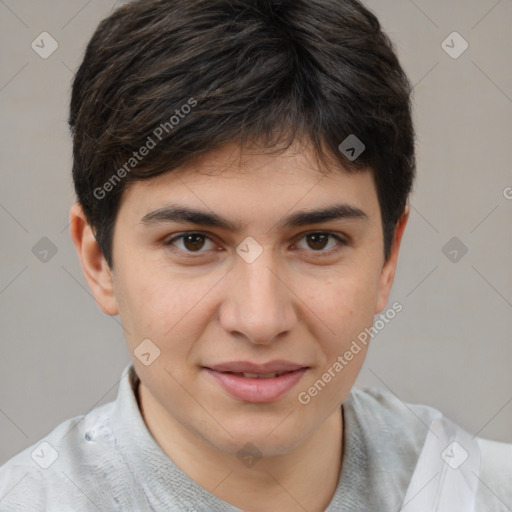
[69,203,119,316]
[375,203,409,314]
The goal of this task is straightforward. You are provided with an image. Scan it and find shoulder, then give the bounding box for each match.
[344,386,443,447]
[0,401,123,512]
[475,437,512,510]
[342,386,442,494]
[346,387,512,509]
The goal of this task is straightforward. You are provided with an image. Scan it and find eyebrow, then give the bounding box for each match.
[140,203,368,231]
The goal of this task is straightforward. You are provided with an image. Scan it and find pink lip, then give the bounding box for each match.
[203,367,308,403]
[206,360,306,374]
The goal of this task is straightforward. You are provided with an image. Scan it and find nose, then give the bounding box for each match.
[219,247,297,345]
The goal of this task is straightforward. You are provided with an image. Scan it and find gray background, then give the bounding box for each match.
[0,0,511,466]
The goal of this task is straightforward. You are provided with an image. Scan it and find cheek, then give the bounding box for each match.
[120,268,222,356]
[113,258,176,345]
[308,268,381,329]
[299,274,380,377]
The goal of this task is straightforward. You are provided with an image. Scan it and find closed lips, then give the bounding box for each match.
[203,364,309,402]
[222,371,291,378]
[204,361,308,375]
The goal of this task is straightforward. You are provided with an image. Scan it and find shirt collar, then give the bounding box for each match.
[109,362,371,511]
[109,362,243,510]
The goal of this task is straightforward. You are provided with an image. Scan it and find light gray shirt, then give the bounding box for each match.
[1,363,511,511]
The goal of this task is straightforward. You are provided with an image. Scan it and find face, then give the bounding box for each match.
[76,141,407,460]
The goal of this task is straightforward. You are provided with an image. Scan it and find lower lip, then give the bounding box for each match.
[203,368,308,403]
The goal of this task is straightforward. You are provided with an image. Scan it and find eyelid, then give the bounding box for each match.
[164,230,349,255]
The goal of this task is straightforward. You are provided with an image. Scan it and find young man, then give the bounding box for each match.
[1,0,510,510]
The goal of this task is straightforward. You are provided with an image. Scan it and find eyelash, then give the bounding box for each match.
[163,231,348,256]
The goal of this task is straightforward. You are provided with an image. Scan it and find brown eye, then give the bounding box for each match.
[182,234,206,251]
[295,232,346,253]
[165,232,215,253]
[306,233,329,251]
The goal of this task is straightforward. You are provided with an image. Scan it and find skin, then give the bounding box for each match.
[70,141,409,512]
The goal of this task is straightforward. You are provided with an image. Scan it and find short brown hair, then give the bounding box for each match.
[69,0,416,268]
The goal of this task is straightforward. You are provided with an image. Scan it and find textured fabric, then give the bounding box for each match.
[1,363,511,511]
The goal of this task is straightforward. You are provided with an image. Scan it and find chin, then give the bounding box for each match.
[211,422,305,459]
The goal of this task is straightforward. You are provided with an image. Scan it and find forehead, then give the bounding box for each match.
[117,142,379,223]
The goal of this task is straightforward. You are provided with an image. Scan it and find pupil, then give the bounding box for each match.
[307,234,328,251]
[184,234,205,251]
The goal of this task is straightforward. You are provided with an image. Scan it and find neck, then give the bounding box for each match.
[137,383,344,512]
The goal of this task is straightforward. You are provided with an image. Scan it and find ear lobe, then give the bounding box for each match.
[69,203,119,316]
[375,203,409,314]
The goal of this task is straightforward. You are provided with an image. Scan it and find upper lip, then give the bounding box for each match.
[204,360,308,374]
